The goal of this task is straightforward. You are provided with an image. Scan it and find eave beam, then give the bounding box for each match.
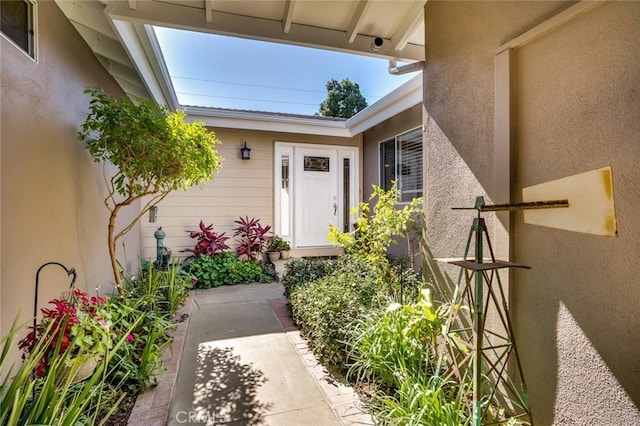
[205,0,214,23]
[391,1,425,52]
[282,0,296,33]
[346,0,371,44]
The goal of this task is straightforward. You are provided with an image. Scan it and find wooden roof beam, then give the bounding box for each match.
[346,0,372,44]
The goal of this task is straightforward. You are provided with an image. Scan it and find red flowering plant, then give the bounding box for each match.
[18,288,112,377]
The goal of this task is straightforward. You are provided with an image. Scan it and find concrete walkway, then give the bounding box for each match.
[166,282,372,426]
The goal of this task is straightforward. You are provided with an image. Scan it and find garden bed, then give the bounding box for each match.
[126,290,194,425]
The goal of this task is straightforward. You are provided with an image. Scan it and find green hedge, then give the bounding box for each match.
[289,257,378,370]
[184,252,275,288]
[281,257,339,299]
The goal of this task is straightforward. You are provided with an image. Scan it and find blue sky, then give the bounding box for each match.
[154,26,415,116]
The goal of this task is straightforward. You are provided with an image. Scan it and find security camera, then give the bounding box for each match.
[370,37,384,52]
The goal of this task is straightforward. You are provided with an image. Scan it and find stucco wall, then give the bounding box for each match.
[512,2,640,424]
[424,1,640,424]
[0,2,141,344]
[141,128,361,260]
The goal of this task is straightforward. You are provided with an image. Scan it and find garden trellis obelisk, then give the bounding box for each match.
[441,166,617,426]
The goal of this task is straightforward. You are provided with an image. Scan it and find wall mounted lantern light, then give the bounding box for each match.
[149,205,158,222]
[240,141,251,160]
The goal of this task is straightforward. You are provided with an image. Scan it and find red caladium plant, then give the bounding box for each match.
[18,289,111,377]
[233,216,272,261]
[183,220,230,258]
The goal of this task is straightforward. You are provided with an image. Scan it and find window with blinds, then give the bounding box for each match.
[379,127,423,202]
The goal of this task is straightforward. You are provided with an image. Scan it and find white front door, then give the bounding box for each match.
[294,147,337,247]
[274,143,358,249]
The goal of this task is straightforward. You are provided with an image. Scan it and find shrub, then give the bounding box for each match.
[105,299,172,393]
[328,183,423,293]
[289,256,378,370]
[371,376,470,426]
[1,262,192,424]
[348,289,449,389]
[281,257,339,299]
[108,262,191,393]
[184,252,275,288]
[233,216,271,261]
[183,220,230,258]
[1,312,136,425]
[347,289,471,425]
[18,289,111,378]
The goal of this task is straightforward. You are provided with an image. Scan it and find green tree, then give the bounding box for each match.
[79,88,223,296]
[318,78,368,118]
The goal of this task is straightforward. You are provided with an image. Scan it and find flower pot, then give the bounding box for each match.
[267,251,280,262]
[280,250,290,260]
[65,356,99,383]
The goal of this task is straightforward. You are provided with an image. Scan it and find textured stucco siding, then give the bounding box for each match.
[0,2,142,348]
[424,1,640,424]
[512,2,640,424]
[141,128,361,260]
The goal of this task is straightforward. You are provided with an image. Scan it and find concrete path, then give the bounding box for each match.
[166,282,371,426]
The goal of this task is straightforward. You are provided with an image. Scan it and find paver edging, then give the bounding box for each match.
[267,298,375,426]
[126,290,195,426]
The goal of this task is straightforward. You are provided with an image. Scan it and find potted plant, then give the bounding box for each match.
[19,288,111,381]
[277,237,291,260]
[267,235,291,261]
[266,235,282,262]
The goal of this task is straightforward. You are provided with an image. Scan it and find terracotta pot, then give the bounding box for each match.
[267,251,280,262]
[280,250,290,260]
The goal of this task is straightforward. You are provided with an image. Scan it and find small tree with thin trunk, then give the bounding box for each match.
[78,88,223,296]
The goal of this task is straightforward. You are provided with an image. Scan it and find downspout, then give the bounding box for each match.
[388,60,425,75]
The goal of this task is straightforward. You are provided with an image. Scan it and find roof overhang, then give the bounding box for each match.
[55,0,425,136]
[184,73,422,137]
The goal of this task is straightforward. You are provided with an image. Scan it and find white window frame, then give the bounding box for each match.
[1,0,38,61]
[378,126,423,203]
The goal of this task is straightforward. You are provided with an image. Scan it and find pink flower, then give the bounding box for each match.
[126,333,134,342]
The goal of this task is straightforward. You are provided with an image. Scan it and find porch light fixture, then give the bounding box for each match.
[149,205,158,223]
[240,141,251,160]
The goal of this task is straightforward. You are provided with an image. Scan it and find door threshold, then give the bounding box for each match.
[289,247,343,258]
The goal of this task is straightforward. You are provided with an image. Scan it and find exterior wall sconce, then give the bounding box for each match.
[240,141,251,160]
[149,205,158,222]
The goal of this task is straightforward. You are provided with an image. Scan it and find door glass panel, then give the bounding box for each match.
[343,158,350,232]
[280,155,290,235]
[304,156,330,172]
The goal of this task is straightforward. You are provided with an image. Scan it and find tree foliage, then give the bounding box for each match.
[78,88,223,295]
[328,183,423,284]
[318,78,368,118]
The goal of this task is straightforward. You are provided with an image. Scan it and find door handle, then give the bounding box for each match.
[333,202,337,215]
